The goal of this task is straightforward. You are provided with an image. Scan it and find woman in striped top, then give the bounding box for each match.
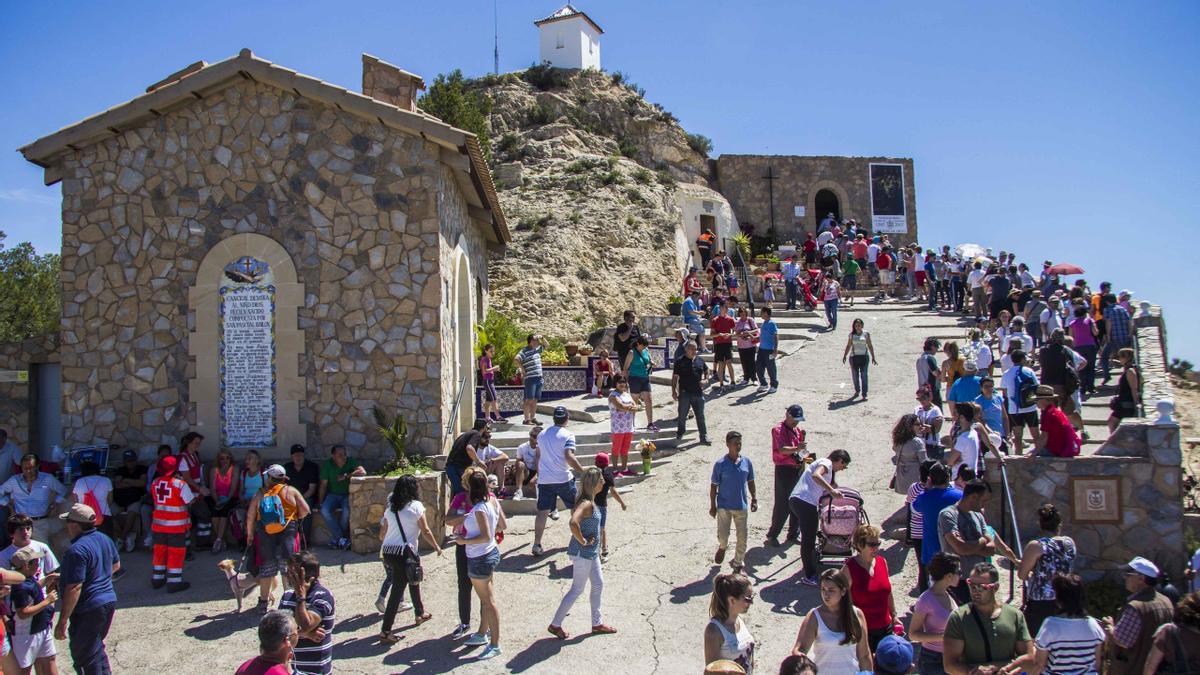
[906,460,937,593]
[548,467,617,639]
[1033,574,1104,675]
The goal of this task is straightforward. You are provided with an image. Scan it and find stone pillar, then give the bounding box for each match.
[348,473,445,554]
[361,55,425,112]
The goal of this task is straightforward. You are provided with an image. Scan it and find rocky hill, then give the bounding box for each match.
[466,66,718,339]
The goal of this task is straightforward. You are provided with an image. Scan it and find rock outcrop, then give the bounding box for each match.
[467,67,712,339]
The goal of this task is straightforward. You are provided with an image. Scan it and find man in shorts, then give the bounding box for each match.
[1002,350,1040,454]
[516,334,549,426]
[512,427,541,501]
[531,408,585,557]
[709,306,737,392]
[473,429,509,492]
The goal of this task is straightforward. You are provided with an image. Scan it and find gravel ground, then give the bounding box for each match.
[69,299,1017,674]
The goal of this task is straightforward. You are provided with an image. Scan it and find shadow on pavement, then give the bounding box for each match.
[504,633,596,673]
[759,571,818,616]
[827,397,863,411]
[669,567,719,605]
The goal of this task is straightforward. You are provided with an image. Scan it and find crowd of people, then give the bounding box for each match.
[0,221,1176,674]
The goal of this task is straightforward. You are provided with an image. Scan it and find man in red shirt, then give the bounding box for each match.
[802,233,818,266]
[764,404,808,547]
[236,610,299,675]
[710,303,737,392]
[852,235,869,271]
[1033,386,1081,457]
[877,247,895,297]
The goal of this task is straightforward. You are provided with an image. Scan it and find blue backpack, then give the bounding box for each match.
[258,486,287,534]
[1014,367,1038,408]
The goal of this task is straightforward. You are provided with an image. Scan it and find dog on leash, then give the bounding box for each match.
[217,558,263,612]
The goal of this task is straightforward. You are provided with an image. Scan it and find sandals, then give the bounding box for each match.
[379,632,402,644]
[591,624,618,635]
[414,613,432,625]
[547,625,568,640]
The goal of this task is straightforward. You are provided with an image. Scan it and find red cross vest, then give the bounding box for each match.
[151,475,191,534]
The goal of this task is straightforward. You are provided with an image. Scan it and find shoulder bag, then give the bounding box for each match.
[969,605,994,665]
[393,507,424,584]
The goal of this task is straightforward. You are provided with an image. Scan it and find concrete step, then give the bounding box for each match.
[488,426,677,448]
[500,474,652,515]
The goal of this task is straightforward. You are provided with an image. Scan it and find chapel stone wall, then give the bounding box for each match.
[715,155,918,245]
[56,78,452,461]
[0,334,59,451]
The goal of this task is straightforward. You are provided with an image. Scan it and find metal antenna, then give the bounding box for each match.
[493,0,500,74]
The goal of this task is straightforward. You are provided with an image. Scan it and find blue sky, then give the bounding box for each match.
[2,1,1197,362]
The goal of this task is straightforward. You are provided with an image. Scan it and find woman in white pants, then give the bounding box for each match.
[547,467,616,639]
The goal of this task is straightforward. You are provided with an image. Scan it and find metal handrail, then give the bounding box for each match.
[997,463,1024,604]
[724,237,756,310]
[444,375,470,451]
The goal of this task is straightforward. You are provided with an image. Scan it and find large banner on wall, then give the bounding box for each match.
[869,163,907,233]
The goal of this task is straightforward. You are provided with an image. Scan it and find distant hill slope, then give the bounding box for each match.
[466,66,719,339]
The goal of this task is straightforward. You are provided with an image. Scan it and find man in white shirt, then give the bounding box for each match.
[0,513,59,582]
[1040,296,1066,342]
[816,229,834,248]
[966,262,988,319]
[531,408,584,557]
[866,239,881,285]
[1000,317,1034,371]
[512,427,541,501]
[1001,350,1041,455]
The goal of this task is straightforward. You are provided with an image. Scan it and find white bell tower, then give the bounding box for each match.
[534,4,603,70]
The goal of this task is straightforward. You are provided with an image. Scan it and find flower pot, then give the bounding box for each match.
[565,344,579,358]
[641,456,653,475]
[667,302,683,316]
[578,345,594,357]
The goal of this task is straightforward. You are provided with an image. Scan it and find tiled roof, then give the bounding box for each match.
[533,4,603,34]
[18,49,508,244]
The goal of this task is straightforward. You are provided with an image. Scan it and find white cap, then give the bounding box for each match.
[1123,556,1160,578]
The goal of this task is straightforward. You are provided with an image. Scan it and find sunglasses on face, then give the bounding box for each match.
[864,541,882,548]
[741,592,755,602]
[967,580,999,590]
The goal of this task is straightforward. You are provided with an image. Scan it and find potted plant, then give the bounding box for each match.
[667,294,684,316]
[638,439,656,475]
[765,254,781,272]
[731,232,752,262]
[372,407,410,472]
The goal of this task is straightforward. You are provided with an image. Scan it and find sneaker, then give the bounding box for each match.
[124,533,136,553]
[700,437,712,445]
[477,645,503,661]
[601,550,610,563]
[548,510,560,521]
[532,544,544,556]
[768,387,778,394]
[765,537,781,548]
[647,423,660,432]
[464,631,490,646]
[143,535,152,548]
[450,623,472,640]
[800,575,820,587]
[112,568,127,582]
[375,595,387,613]
[512,489,523,501]
[756,385,769,393]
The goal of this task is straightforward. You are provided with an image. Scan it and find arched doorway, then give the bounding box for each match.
[455,253,474,434]
[814,189,840,231]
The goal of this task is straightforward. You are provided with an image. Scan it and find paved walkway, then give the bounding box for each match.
[84,298,1024,674]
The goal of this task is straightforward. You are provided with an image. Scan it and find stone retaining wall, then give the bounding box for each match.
[347,472,444,554]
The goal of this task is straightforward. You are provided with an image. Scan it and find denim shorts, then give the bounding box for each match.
[467,547,501,579]
[523,376,543,401]
[686,321,705,336]
[628,375,651,395]
[598,504,608,529]
[537,480,577,512]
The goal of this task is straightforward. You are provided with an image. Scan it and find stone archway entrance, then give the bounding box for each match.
[454,253,474,434]
[814,189,840,231]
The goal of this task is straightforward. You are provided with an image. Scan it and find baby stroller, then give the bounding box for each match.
[816,487,868,562]
[799,268,824,311]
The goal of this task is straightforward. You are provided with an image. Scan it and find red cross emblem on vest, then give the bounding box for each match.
[155,481,176,503]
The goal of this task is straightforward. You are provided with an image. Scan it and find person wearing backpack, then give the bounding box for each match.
[246,465,310,613]
[1038,329,1085,433]
[1001,350,1041,455]
[71,461,115,539]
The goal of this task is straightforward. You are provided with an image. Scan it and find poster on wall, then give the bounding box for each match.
[219,256,277,448]
[869,163,907,233]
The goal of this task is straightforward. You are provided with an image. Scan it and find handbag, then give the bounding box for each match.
[393,509,424,584]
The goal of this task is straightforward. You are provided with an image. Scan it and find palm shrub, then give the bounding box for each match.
[373,407,410,472]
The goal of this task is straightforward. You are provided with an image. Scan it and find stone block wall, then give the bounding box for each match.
[715,155,918,244]
[347,472,444,553]
[55,78,455,462]
[0,334,59,451]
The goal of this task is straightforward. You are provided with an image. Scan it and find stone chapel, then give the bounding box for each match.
[12,49,510,461]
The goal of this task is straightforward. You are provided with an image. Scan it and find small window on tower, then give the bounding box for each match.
[589,38,594,54]
[556,32,564,49]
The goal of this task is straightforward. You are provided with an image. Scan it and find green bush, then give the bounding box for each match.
[565,157,609,174]
[523,62,572,91]
[528,103,553,125]
[618,139,638,158]
[686,132,713,157]
[632,168,653,184]
[610,70,627,86]
[568,211,582,224]
[475,311,530,384]
[655,168,676,187]
[418,70,493,161]
[601,170,623,186]
[496,133,522,156]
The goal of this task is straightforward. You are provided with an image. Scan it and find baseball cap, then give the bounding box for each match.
[122,449,138,461]
[264,464,288,480]
[1122,556,1160,578]
[874,635,914,675]
[9,545,44,568]
[594,452,610,468]
[786,404,805,421]
[59,503,97,525]
[156,455,179,477]
[553,406,569,421]
[963,360,978,373]
[290,444,306,455]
